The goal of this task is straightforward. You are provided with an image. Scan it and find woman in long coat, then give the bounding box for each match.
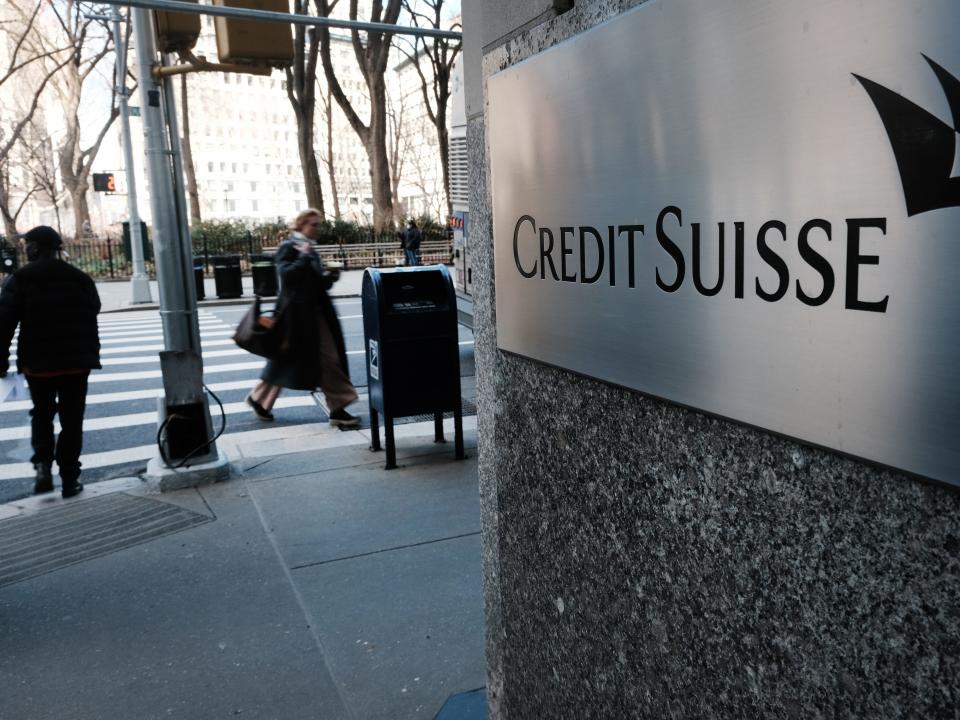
[246,209,360,427]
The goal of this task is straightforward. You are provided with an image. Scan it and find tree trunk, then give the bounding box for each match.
[324,89,340,220]
[436,101,451,218]
[297,114,324,212]
[367,74,394,230]
[1,196,16,240]
[318,0,400,231]
[286,5,325,217]
[180,74,202,224]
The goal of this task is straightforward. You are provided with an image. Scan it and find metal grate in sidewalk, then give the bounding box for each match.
[0,493,213,589]
[393,398,478,426]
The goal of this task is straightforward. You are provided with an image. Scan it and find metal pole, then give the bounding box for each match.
[97,0,461,40]
[112,6,152,304]
[132,8,196,352]
[133,8,225,480]
[159,51,202,354]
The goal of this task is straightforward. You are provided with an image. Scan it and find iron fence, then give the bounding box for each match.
[0,229,453,281]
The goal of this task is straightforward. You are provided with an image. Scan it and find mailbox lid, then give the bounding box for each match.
[380,267,452,314]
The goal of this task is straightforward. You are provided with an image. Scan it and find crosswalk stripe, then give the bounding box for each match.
[99,322,227,338]
[89,361,265,383]
[98,318,221,329]
[0,419,346,481]
[101,331,234,345]
[99,316,224,324]
[0,379,260,413]
[97,311,219,321]
[100,347,252,366]
[0,395,322,441]
[100,338,236,355]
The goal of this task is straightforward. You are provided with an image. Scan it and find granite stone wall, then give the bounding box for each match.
[470,2,960,718]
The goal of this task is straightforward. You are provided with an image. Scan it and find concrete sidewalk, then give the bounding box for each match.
[0,424,485,719]
[96,268,366,313]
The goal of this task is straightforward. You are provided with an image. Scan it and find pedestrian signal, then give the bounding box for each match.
[93,173,116,192]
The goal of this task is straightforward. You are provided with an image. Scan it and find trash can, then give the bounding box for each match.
[249,254,277,297]
[212,254,242,299]
[193,258,205,301]
[361,265,464,469]
[122,220,152,262]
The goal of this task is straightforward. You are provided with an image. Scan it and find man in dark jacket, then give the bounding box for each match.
[0,226,101,498]
[400,219,422,266]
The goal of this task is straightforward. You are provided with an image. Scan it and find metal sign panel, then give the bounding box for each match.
[489,0,960,484]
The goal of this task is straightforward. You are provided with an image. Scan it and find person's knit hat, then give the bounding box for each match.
[22,225,62,250]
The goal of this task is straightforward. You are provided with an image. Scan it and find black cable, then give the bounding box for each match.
[155,383,228,470]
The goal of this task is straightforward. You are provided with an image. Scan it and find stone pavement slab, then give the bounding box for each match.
[0,430,484,720]
[0,481,349,720]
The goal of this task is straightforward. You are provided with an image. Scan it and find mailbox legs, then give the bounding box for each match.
[438,408,465,460]
[454,406,464,460]
[369,405,398,470]
[384,415,397,470]
[370,405,463,469]
[369,406,381,451]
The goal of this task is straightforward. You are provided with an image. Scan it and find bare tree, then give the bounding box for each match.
[386,86,409,223]
[179,72,202,223]
[284,0,325,215]
[42,0,120,237]
[398,0,460,218]
[26,126,64,234]
[0,1,73,237]
[319,86,341,219]
[318,0,401,230]
[0,136,39,239]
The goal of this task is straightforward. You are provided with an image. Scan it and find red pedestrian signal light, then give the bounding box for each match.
[93,173,116,192]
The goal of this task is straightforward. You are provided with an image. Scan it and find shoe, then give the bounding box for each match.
[246,395,274,421]
[329,408,360,428]
[61,480,83,499]
[33,464,53,495]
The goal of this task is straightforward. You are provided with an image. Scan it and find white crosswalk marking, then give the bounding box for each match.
[0,302,473,489]
[0,395,324,442]
[100,338,236,355]
[0,310,282,484]
[100,347,252,366]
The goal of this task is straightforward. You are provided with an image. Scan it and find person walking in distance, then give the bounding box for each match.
[400,219,422,266]
[246,209,361,428]
[0,226,101,498]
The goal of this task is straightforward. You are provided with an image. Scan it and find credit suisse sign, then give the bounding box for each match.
[489,0,960,485]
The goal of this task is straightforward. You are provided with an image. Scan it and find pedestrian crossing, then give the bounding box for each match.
[0,307,362,494]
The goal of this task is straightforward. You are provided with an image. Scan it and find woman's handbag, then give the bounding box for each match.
[233,296,289,358]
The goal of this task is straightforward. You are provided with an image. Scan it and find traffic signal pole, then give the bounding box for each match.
[131,7,226,486]
[132,7,199,354]
[111,5,152,305]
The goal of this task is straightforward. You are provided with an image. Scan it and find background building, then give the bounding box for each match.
[5,1,461,238]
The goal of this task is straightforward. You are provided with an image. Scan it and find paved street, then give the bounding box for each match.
[0,299,476,503]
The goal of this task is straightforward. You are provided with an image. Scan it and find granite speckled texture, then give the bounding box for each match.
[471,1,960,718]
